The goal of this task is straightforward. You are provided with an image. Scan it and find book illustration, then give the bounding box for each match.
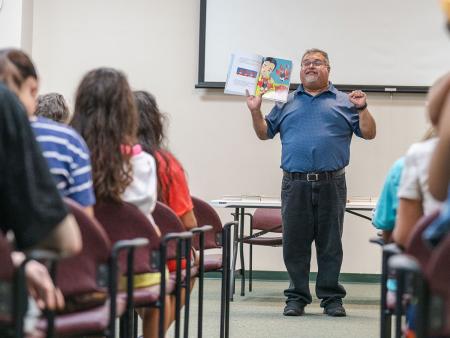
[236,67,258,78]
[255,57,292,102]
[255,58,276,95]
[224,52,262,97]
[224,52,292,103]
[276,64,290,81]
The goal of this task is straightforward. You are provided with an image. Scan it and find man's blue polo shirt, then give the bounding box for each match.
[265,83,363,172]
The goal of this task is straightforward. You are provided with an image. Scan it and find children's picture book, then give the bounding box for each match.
[224,52,292,103]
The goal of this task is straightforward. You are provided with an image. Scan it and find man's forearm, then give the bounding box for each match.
[358,108,376,139]
[428,72,450,125]
[429,132,450,201]
[429,95,450,200]
[251,110,269,140]
[40,214,82,256]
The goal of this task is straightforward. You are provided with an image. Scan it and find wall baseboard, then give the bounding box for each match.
[206,270,380,284]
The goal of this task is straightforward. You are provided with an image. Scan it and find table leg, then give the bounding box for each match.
[345,209,372,221]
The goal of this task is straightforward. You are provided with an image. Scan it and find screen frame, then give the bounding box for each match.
[196,0,430,94]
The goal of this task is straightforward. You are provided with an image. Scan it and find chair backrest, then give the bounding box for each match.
[152,202,186,259]
[426,233,450,335]
[253,208,282,233]
[94,200,161,274]
[405,210,440,267]
[0,235,14,281]
[191,196,222,250]
[0,235,15,323]
[57,199,111,298]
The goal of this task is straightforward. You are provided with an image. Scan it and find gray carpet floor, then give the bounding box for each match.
[138,278,381,338]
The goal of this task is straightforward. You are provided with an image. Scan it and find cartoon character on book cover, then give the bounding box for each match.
[255,57,291,101]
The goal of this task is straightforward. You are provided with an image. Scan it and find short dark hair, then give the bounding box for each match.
[264,57,277,69]
[0,48,37,80]
[0,48,36,94]
[301,48,330,67]
[35,93,70,123]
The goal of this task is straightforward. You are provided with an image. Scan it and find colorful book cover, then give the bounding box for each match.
[224,52,292,103]
[255,57,292,102]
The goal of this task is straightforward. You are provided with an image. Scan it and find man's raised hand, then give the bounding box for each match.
[246,89,263,113]
[348,90,367,110]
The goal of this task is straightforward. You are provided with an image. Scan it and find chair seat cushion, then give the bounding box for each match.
[34,296,125,337]
[242,236,282,246]
[253,209,282,232]
[59,291,108,314]
[169,265,199,284]
[204,254,222,272]
[129,278,176,307]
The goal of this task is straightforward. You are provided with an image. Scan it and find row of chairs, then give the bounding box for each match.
[372,211,450,338]
[0,196,237,338]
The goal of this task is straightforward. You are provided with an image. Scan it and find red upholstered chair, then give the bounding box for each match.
[227,207,283,297]
[95,200,193,338]
[0,236,64,338]
[94,200,174,338]
[152,201,196,338]
[387,211,445,338]
[231,208,283,296]
[372,242,401,338]
[242,208,282,293]
[405,210,440,266]
[190,196,236,338]
[388,233,450,338]
[33,198,145,338]
[152,202,190,264]
[0,235,28,338]
[424,233,450,337]
[191,197,225,273]
[375,211,440,338]
[155,197,216,338]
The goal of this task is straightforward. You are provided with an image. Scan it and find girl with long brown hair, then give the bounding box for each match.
[134,90,197,231]
[71,67,165,338]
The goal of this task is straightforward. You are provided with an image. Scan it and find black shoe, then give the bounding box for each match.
[323,303,346,317]
[283,303,305,316]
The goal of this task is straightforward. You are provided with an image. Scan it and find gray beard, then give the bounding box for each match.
[304,74,318,83]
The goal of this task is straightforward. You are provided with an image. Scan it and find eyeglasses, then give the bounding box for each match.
[301,60,327,68]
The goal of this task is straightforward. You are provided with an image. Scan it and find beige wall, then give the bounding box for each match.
[0,0,33,50]
[31,0,431,274]
[20,0,34,53]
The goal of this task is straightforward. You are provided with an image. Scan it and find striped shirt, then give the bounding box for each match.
[31,116,96,207]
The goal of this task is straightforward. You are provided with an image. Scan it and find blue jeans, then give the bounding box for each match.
[281,172,347,308]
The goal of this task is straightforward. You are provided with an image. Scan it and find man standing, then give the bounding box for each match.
[246,48,376,317]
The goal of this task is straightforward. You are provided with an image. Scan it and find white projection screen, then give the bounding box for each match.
[197,0,450,93]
